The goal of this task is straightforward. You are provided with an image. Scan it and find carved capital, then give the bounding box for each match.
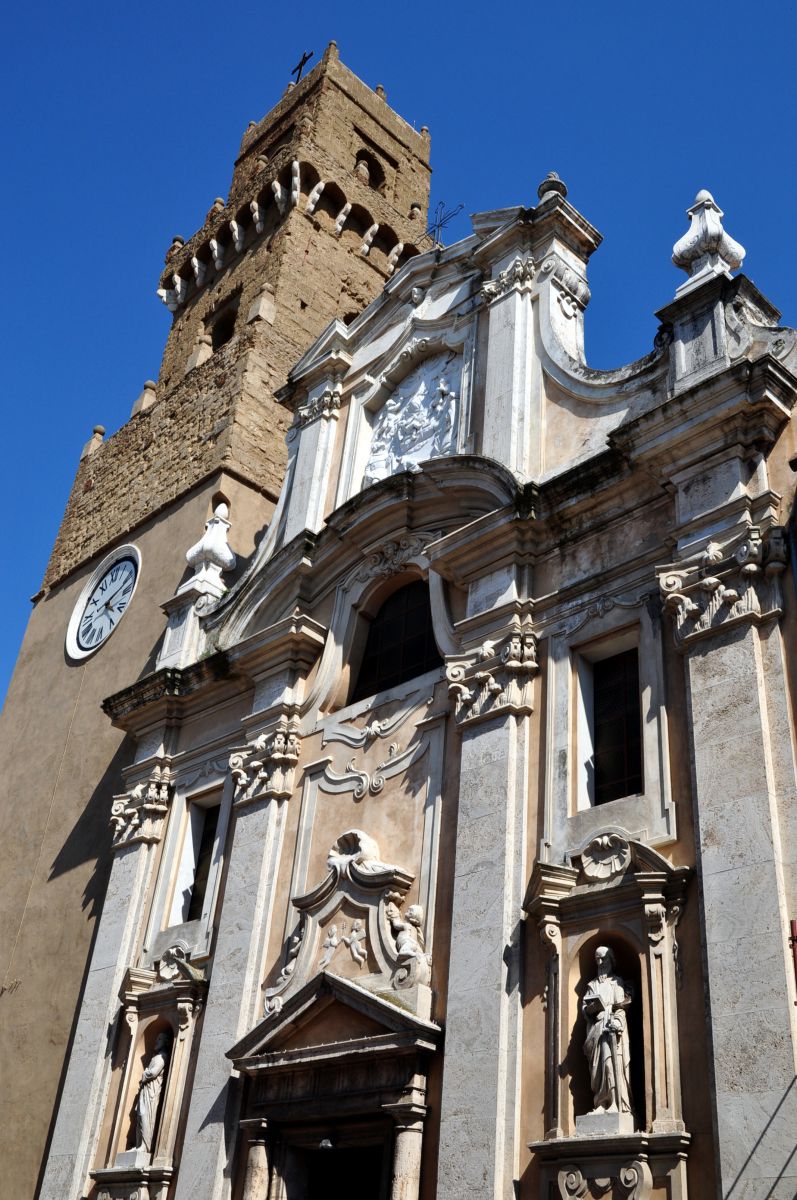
[447,630,538,725]
[481,254,535,304]
[658,525,787,648]
[295,380,342,427]
[110,764,171,851]
[230,717,301,807]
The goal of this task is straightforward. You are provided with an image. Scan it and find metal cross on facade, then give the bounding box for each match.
[422,200,465,249]
[291,50,313,83]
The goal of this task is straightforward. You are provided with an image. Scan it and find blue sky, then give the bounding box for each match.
[2,0,796,701]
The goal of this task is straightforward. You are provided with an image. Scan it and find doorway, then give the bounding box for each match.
[279,1138,389,1200]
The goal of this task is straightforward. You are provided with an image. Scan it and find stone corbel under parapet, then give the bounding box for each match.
[658,524,787,649]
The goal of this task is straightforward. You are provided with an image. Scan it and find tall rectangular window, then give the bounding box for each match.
[167,801,221,927]
[592,648,643,805]
[575,641,643,809]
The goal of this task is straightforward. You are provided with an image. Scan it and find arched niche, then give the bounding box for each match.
[565,930,647,1134]
[90,962,206,1200]
[525,833,692,1197]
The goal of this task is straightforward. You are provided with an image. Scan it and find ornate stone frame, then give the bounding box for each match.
[525,833,692,1199]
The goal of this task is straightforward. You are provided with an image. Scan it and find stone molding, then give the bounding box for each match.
[110,764,172,851]
[353,532,438,582]
[658,524,787,648]
[446,628,539,725]
[229,716,301,807]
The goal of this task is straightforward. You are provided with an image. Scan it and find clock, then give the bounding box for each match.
[66,545,141,661]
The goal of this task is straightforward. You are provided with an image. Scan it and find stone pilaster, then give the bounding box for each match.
[172,780,288,1200]
[660,534,797,1196]
[480,251,538,478]
[437,634,537,1198]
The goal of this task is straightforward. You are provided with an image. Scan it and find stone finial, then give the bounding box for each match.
[375,83,386,99]
[165,236,184,263]
[131,380,157,416]
[672,189,745,296]
[179,502,237,599]
[537,171,567,203]
[80,425,105,461]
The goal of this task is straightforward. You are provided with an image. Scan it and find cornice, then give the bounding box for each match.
[101,651,236,729]
[610,354,797,476]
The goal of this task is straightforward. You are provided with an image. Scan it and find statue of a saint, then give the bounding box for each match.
[135,1031,171,1155]
[581,946,634,1119]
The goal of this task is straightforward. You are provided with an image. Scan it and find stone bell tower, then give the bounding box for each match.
[46,39,432,586]
[0,43,430,1200]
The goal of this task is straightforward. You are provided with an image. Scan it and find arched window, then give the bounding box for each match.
[351,579,442,702]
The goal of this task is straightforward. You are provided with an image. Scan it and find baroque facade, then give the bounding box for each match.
[7,43,797,1200]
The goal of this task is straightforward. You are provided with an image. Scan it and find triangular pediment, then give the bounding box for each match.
[227,971,440,1067]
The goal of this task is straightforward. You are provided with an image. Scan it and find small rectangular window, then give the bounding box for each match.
[575,641,643,808]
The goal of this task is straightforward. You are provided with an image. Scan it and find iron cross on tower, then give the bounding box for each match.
[291,50,313,83]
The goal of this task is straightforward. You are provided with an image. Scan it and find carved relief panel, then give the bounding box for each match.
[362,349,462,487]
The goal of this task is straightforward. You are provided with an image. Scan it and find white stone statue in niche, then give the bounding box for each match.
[363,351,460,487]
[581,946,635,1127]
[134,1031,171,1156]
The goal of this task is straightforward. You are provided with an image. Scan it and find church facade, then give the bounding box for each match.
[6,43,797,1200]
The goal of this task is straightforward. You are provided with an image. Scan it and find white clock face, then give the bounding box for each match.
[66,546,141,661]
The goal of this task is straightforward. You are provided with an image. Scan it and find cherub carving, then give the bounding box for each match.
[318,924,341,968]
[342,918,367,966]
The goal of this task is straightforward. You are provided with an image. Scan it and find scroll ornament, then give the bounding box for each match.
[659,525,787,647]
[447,629,538,724]
[229,718,301,805]
[110,764,171,849]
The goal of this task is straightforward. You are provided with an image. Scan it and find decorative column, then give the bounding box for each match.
[437,630,538,1199]
[660,525,797,1195]
[384,1101,426,1200]
[239,1120,270,1200]
[38,763,173,1200]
